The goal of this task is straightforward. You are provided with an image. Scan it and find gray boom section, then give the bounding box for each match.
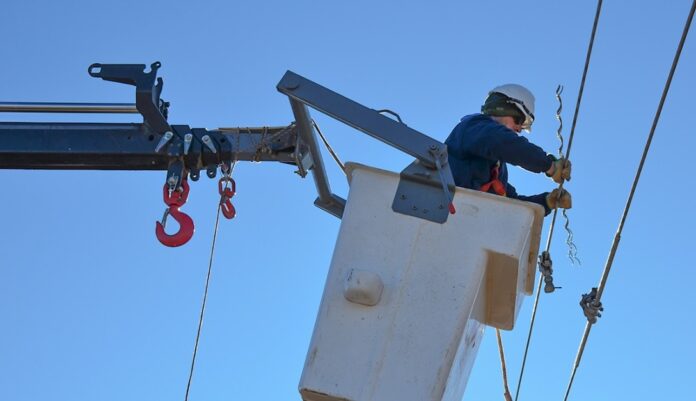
[277,70,448,169]
[0,122,301,170]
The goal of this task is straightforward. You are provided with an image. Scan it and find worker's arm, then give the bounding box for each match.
[448,115,553,173]
[507,183,572,216]
[506,182,551,215]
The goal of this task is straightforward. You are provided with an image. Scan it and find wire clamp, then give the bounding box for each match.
[579,287,603,324]
[538,251,560,293]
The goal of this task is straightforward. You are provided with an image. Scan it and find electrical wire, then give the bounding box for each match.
[563,2,695,399]
[514,1,603,399]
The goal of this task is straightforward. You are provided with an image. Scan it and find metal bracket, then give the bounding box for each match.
[392,160,455,223]
[277,70,456,223]
[166,159,186,191]
[88,62,171,135]
[579,287,603,324]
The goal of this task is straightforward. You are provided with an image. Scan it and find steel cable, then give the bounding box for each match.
[514,1,603,399]
[183,164,235,401]
[312,119,346,175]
[563,1,696,399]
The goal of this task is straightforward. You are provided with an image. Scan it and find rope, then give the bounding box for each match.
[496,329,514,401]
[514,2,604,400]
[183,165,234,401]
[563,2,695,400]
[312,119,346,174]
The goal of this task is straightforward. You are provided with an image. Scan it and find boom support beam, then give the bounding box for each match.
[0,122,301,171]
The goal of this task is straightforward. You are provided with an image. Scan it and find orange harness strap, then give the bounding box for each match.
[479,162,507,196]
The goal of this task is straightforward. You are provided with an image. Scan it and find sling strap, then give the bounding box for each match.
[479,161,506,196]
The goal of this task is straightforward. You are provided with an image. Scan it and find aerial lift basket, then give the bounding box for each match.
[300,163,544,401]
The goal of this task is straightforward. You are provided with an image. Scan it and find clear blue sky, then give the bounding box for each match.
[1,1,694,400]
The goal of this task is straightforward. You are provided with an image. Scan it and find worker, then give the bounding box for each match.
[445,84,572,215]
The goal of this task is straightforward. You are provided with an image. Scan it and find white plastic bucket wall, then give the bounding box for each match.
[300,163,544,401]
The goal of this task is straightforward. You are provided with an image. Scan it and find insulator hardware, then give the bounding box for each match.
[538,251,560,293]
[579,287,603,324]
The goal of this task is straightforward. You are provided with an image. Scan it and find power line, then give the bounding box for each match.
[514,1,604,399]
[563,1,696,400]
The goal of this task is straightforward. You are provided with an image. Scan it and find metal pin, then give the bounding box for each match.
[155,131,174,152]
[167,175,179,187]
[202,135,217,153]
[184,133,193,155]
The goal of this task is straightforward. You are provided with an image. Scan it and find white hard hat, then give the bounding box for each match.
[488,84,536,131]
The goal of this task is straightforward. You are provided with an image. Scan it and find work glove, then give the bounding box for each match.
[546,156,572,184]
[546,188,572,210]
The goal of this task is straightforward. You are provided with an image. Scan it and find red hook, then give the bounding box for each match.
[155,179,195,247]
[218,176,236,219]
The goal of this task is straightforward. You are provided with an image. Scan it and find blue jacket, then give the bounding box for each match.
[445,114,553,214]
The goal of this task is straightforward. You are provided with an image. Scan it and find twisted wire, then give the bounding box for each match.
[563,209,581,265]
[555,85,565,157]
[555,85,581,265]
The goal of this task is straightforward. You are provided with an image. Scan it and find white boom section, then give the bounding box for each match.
[300,163,543,401]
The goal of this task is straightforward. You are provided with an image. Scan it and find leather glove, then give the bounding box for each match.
[546,188,572,210]
[546,156,571,184]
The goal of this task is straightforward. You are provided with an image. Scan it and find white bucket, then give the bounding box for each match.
[300,163,544,401]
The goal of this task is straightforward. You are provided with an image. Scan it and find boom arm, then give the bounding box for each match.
[0,62,455,224]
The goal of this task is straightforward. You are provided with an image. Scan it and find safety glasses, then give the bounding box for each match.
[507,98,535,131]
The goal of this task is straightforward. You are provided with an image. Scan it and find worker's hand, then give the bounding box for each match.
[546,188,572,210]
[546,157,571,184]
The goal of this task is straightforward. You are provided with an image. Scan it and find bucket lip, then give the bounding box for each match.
[345,161,544,213]
[344,161,544,294]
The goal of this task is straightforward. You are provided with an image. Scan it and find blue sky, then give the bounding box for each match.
[1,1,694,400]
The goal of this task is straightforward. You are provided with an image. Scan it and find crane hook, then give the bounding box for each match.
[155,179,195,247]
[218,176,236,219]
